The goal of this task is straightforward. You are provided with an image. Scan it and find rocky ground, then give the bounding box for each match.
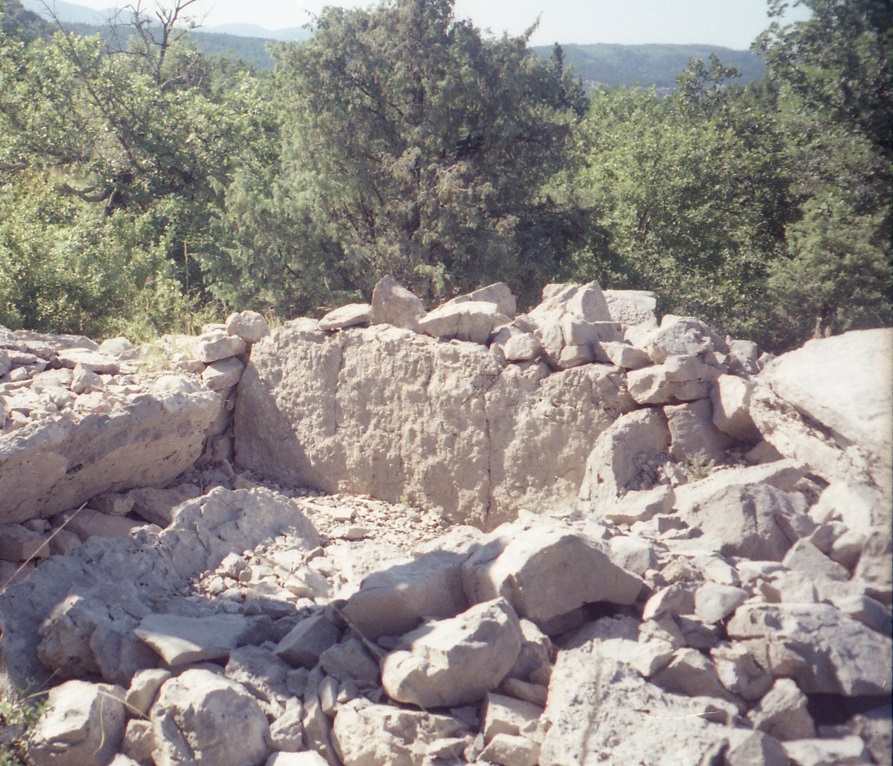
[0,280,890,766]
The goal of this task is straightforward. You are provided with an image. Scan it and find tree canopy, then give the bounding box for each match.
[0,0,889,350]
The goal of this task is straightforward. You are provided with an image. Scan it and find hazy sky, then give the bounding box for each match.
[64,0,812,49]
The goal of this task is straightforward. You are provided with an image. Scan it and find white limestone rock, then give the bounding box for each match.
[748,678,816,741]
[380,598,523,708]
[318,303,373,331]
[370,275,426,332]
[27,680,126,766]
[603,289,658,328]
[202,356,244,391]
[192,328,247,363]
[418,300,505,344]
[135,612,252,668]
[645,315,730,365]
[750,328,893,500]
[665,398,735,463]
[226,310,269,343]
[627,354,722,405]
[461,521,642,634]
[331,699,469,766]
[727,602,893,696]
[342,550,467,641]
[151,669,270,766]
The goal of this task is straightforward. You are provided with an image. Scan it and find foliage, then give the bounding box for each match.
[562,62,797,341]
[0,1,255,337]
[756,0,892,346]
[0,687,47,766]
[254,0,589,307]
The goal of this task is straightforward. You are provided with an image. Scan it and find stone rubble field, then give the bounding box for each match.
[0,278,890,766]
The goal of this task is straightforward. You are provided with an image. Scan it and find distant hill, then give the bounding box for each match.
[533,43,764,91]
[19,0,763,86]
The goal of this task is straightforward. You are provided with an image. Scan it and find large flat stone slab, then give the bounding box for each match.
[0,377,219,524]
[234,322,634,528]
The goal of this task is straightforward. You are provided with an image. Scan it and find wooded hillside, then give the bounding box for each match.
[0,0,890,352]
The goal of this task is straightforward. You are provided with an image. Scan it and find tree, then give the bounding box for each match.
[562,61,797,342]
[757,0,892,345]
[243,0,588,308]
[0,1,261,336]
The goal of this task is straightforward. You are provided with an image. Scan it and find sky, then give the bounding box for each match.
[60,0,813,49]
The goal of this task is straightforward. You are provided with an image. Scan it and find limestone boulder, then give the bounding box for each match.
[342,550,467,640]
[370,276,426,332]
[541,649,758,766]
[665,398,735,463]
[151,669,270,766]
[727,602,893,696]
[192,328,247,363]
[135,612,252,668]
[578,408,670,511]
[27,680,126,766]
[235,322,633,528]
[332,699,469,766]
[674,476,809,561]
[627,354,722,405]
[418,300,505,344]
[645,315,730,365]
[226,310,269,343]
[462,521,642,634]
[380,598,523,708]
[318,303,373,331]
[750,328,893,500]
[445,282,517,317]
[0,376,219,524]
[603,289,658,328]
[37,594,157,686]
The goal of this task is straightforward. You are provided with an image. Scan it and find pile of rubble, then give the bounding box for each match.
[0,278,890,766]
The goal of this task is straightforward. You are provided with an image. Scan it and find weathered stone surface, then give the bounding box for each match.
[674,479,807,561]
[809,481,888,536]
[782,736,871,765]
[541,649,753,766]
[135,612,251,668]
[502,332,543,362]
[332,699,469,766]
[751,328,893,499]
[0,488,318,690]
[645,315,730,365]
[275,611,342,669]
[479,733,540,766]
[462,522,642,633]
[127,483,202,527]
[665,397,735,463]
[380,598,523,708]
[202,356,244,392]
[578,408,670,510]
[226,310,269,343]
[27,680,126,766]
[318,303,373,331]
[0,376,219,524]
[0,523,48,561]
[55,507,143,541]
[446,282,517,318]
[192,329,247,363]
[600,340,651,369]
[342,550,467,640]
[627,354,721,405]
[125,668,171,717]
[748,678,815,741]
[727,603,893,696]
[235,323,633,528]
[418,300,504,344]
[370,276,425,332]
[37,593,157,685]
[151,669,270,766]
[712,373,760,441]
[603,289,658,328]
[57,348,120,374]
